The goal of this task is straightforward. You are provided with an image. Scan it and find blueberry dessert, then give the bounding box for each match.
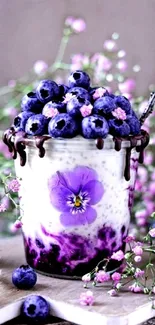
[3,70,152,279]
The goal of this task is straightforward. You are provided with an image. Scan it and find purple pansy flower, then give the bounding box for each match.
[48,166,104,226]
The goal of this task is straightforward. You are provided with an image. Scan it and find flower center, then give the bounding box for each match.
[74,195,82,207]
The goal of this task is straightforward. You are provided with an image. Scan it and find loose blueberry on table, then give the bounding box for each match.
[21,294,50,323]
[12,264,37,289]
[11,69,141,139]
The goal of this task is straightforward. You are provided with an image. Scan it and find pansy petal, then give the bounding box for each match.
[74,166,98,189]
[60,206,97,226]
[82,180,104,205]
[48,173,72,212]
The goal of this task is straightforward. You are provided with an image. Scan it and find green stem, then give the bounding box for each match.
[49,31,71,73]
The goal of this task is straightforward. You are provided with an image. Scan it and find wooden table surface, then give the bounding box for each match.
[0,235,155,325]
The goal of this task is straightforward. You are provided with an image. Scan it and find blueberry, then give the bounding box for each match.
[21,295,50,322]
[67,97,91,118]
[114,95,132,114]
[93,96,116,116]
[58,84,69,98]
[13,112,33,132]
[42,101,66,118]
[108,119,130,137]
[68,86,90,101]
[21,91,43,113]
[25,114,48,136]
[82,115,109,139]
[48,113,79,138]
[12,265,37,289]
[36,79,59,104]
[126,114,141,135]
[68,70,90,89]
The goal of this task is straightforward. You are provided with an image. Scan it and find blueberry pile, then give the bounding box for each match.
[13,70,141,139]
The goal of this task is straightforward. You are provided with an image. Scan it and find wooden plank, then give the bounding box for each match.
[0,236,155,325]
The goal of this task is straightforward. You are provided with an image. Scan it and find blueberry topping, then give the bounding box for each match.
[68,86,91,101]
[114,95,132,114]
[93,96,116,116]
[48,113,79,138]
[21,91,43,113]
[108,119,130,137]
[25,114,48,135]
[82,115,109,139]
[12,264,37,289]
[13,112,33,132]
[68,70,90,89]
[36,79,59,104]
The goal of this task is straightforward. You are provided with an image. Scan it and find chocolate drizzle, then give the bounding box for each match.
[2,129,150,181]
[35,135,51,158]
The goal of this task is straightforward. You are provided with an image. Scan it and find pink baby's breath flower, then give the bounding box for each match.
[111,272,121,282]
[63,93,76,103]
[124,234,135,243]
[118,79,136,93]
[72,19,86,33]
[134,268,145,279]
[132,245,143,256]
[111,250,124,261]
[149,228,155,238]
[33,60,48,75]
[9,220,23,233]
[65,16,75,26]
[129,282,142,293]
[103,40,117,52]
[93,87,107,100]
[42,105,59,118]
[0,202,7,212]
[108,289,117,296]
[82,273,91,283]
[134,255,142,263]
[116,60,128,72]
[80,104,93,117]
[95,270,110,283]
[4,107,17,118]
[8,179,20,192]
[144,152,153,165]
[8,79,16,88]
[79,290,94,306]
[112,107,127,120]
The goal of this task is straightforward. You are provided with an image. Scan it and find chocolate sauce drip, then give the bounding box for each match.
[96,138,104,150]
[113,137,122,151]
[35,135,51,158]
[14,131,27,166]
[2,128,150,181]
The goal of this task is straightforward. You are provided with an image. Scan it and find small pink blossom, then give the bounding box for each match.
[111,250,124,261]
[118,79,136,93]
[129,282,142,293]
[108,289,117,296]
[134,255,142,263]
[79,290,94,306]
[65,16,75,26]
[103,40,117,52]
[42,104,59,118]
[111,272,121,282]
[116,60,128,72]
[144,152,153,165]
[0,203,7,213]
[135,209,148,220]
[9,220,23,233]
[149,228,155,238]
[4,107,17,118]
[112,107,127,120]
[72,19,86,33]
[80,104,93,117]
[82,273,91,283]
[93,87,107,100]
[8,179,20,192]
[124,234,135,243]
[0,140,12,159]
[149,182,155,195]
[8,79,16,88]
[63,93,76,103]
[137,218,147,226]
[33,60,48,75]
[132,245,143,256]
[95,270,110,283]
[137,166,148,183]
[134,268,145,279]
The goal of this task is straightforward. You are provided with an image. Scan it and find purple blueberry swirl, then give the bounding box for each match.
[48,165,104,226]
